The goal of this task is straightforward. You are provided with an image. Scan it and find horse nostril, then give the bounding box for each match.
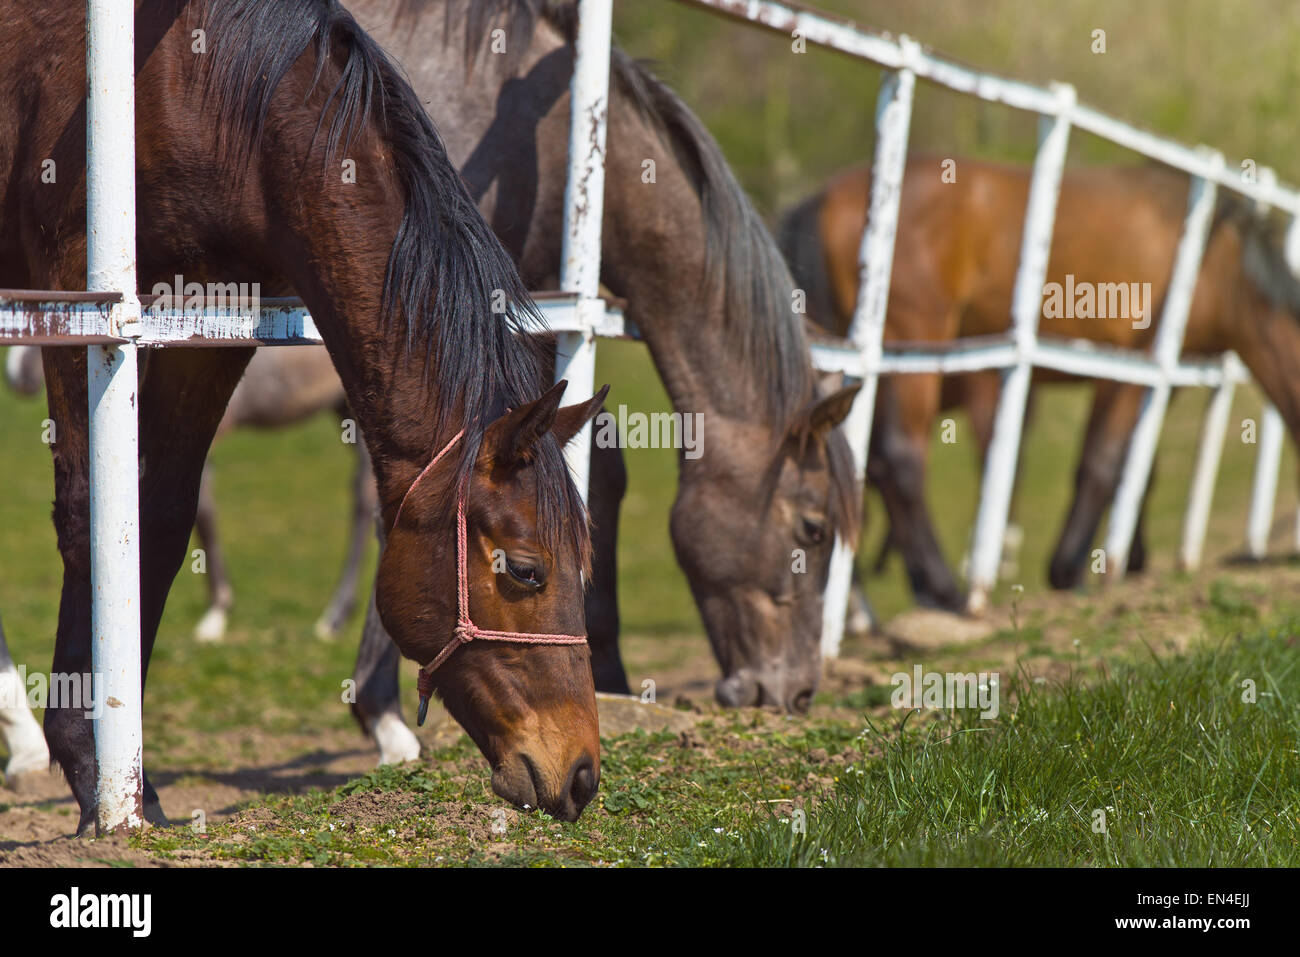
[715,673,757,708]
[791,688,814,713]
[569,756,598,812]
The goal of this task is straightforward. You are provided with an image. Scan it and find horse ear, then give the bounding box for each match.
[552,384,611,448]
[799,381,861,439]
[481,379,569,469]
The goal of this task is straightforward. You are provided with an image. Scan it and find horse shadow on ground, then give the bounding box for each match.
[0,744,379,846]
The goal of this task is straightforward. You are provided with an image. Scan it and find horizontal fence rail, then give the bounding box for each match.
[0,292,628,347]
[678,0,1300,648]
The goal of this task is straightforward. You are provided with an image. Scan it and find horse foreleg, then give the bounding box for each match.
[844,565,877,638]
[43,345,108,833]
[350,562,419,765]
[317,421,377,638]
[0,617,48,785]
[1128,456,1154,574]
[192,463,234,642]
[867,374,965,611]
[43,347,252,834]
[962,370,1027,577]
[1049,381,1146,589]
[586,429,631,694]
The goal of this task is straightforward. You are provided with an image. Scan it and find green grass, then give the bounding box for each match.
[731,628,1300,866]
[129,617,1300,866]
[616,1,1300,218]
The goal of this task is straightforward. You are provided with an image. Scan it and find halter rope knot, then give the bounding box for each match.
[391,428,587,726]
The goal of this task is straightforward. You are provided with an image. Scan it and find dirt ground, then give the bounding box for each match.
[2,558,1297,866]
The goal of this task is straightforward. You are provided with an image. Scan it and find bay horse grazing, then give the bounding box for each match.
[345,0,861,729]
[6,344,373,642]
[1,0,607,830]
[781,156,1300,606]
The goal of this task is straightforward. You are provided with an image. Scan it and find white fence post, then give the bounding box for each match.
[556,0,613,501]
[1247,402,1285,559]
[1179,352,1242,570]
[86,0,144,834]
[966,83,1075,614]
[1106,158,1221,576]
[819,39,918,659]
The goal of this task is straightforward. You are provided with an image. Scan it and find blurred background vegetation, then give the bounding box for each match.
[614,0,1300,215]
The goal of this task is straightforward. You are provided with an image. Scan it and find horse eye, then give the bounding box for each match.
[800,517,826,545]
[506,557,544,588]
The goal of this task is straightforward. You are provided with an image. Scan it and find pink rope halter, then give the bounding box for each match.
[390,429,587,726]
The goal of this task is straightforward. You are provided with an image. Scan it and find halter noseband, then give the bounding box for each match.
[390,429,588,726]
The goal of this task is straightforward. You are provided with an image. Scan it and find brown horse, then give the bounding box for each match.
[781,156,1300,606]
[1,0,606,830]
[6,343,374,642]
[345,0,862,725]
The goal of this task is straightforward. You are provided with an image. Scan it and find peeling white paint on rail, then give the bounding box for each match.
[1,296,627,346]
[1105,164,1221,577]
[554,0,614,501]
[86,0,144,835]
[819,48,917,657]
[967,86,1075,614]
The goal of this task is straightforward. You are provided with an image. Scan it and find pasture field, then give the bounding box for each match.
[1,340,1298,866]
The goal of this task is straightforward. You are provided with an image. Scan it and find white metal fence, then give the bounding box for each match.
[669,0,1300,653]
[2,0,1295,831]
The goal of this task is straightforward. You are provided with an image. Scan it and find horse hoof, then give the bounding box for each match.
[141,797,171,828]
[844,609,873,640]
[4,748,50,792]
[194,607,227,643]
[372,712,420,766]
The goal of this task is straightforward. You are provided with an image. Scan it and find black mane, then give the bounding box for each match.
[200,0,588,563]
[423,0,859,539]
[410,0,815,426]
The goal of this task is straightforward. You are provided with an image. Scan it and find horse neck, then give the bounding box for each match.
[258,197,458,522]
[360,0,804,435]
[218,73,464,522]
[598,115,808,440]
